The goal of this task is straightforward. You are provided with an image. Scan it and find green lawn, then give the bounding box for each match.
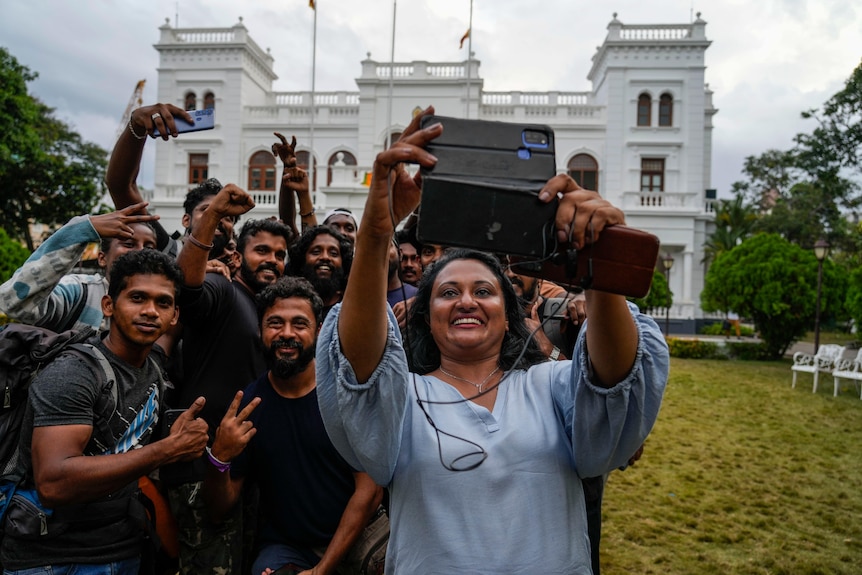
[600,358,862,575]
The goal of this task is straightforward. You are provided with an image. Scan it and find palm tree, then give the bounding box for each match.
[703,194,759,265]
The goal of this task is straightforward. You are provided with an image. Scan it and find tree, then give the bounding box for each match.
[0,228,29,283]
[0,47,107,251]
[730,149,798,211]
[701,234,845,359]
[703,194,759,264]
[629,269,671,315]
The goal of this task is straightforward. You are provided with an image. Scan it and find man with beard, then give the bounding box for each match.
[287,226,353,319]
[167,184,294,575]
[203,277,386,575]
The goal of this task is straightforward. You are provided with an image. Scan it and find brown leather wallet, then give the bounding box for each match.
[508,225,660,298]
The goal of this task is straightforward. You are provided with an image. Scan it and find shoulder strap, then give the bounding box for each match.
[58,282,90,333]
[78,343,118,410]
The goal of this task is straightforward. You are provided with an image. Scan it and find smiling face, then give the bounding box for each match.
[238,231,288,293]
[261,296,318,380]
[305,233,343,279]
[102,273,179,349]
[428,258,509,361]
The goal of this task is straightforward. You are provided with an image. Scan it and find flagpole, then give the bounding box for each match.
[310,1,318,193]
[465,0,473,119]
[386,0,397,150]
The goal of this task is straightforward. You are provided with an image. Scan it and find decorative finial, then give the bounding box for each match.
[165,17,170,25]
[613,12,618,19]
[367,51,371,59]
[696,12,701,18]
[239,16,243,23]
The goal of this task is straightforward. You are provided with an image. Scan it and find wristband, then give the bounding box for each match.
[206,446,231,473]
[186,234,214,251]
[299,209,314,218]
[549,346,561,361]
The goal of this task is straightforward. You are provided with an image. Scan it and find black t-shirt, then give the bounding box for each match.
[0,337,166,569]
[162,273,266,484]
[232,374,356,549]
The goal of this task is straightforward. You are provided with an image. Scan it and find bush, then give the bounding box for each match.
[667,338,723,359]
[700,322,755,337]
[725,341,771,360]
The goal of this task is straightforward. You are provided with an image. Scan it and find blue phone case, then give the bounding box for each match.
[152,108,215,136]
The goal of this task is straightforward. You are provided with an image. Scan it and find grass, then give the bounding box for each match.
[599,358,862,575]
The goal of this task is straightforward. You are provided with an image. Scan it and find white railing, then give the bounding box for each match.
[619,25,691,40]
[376,64,415,78]
[622,191,711,211]
[172,28,236,43]
[249,191,278,206]
[273,92,361,107]
[482,92,591,106]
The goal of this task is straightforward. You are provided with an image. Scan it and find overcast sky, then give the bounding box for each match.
[2,0,860,197]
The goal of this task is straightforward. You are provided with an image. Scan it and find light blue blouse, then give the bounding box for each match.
[317,303,668,574]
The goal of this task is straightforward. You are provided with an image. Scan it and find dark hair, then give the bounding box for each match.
[108,249,184,301]
[237,218,295,255]
[405,248,546,374]
[183,178,224,216]
[287,226,353,278]
[256,276,324,327]
[99,221,158,254]
[394,228,421,253]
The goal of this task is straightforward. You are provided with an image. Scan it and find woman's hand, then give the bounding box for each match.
[362,106,441,237]
[538,175,627,249]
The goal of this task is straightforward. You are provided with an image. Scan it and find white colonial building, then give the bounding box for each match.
[148,14,717,333]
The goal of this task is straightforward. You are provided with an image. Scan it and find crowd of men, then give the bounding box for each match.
[0,102,604,575]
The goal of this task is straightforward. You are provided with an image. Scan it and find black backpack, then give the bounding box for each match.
[0,323,117,491]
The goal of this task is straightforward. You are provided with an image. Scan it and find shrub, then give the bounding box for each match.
[667,338,723,359]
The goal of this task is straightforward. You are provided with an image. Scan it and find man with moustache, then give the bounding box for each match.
[203,277,385,575]
[166,184,294,575]
[287,226,353,319]
[394,229,422,287]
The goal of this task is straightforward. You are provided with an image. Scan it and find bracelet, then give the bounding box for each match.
[299,209,314,218]
[186,234,214,251]
[549,346,561,361]
[128,119,146,140]
[206,446,231,473]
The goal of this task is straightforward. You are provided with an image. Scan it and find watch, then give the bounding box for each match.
[549,346,561,361]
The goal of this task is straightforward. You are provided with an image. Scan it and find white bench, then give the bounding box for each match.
[832,348,862,398]
[791,344,845,394]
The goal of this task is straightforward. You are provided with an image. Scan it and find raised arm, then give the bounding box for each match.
[106,103,193,209]
[176,185,254,288]
[273,132,316,238]
[203,391,260,522]
[0,206,158,330]
[339,107,441,382]
[538,176,637,386]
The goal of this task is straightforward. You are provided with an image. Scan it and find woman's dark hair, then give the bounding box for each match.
[405,248,546,374]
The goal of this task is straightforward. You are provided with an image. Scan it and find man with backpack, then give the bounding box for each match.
[0,249,209,574]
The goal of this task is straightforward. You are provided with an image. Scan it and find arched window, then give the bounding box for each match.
[248,151,277,191]
[204,92,216,110]
[637,93,651,127]
[297,151,318,191]
[659,93,673,127]
[384,132,402,149]
[567,154,599,193]
[327,151,358,185]
[184,92,197,111]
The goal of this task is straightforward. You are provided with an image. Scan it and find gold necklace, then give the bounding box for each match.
[438,365,501,393]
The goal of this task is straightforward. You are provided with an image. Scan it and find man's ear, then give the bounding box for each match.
[169,305,180,327]
[181,213,191,231]
[97,250,108,269]
[101,294,114,318]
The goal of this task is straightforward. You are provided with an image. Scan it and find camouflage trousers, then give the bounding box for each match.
[167,481,257,575]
